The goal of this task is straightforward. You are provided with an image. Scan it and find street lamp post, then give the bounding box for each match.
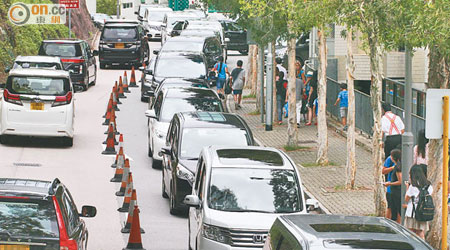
[265,42,273,131]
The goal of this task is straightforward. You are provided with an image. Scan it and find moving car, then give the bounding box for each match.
[7,56,64,72]
[98,21,150,69]
[142,6,173,40]
[219,20,249,55]
[0,178,97,250]
[161,112,256,215]
[156,36,223,69]
[263,214,434,250]
[185,146,314,250]
[161,12,201,45]
[91,13,113,29]
[0,69,75,146]
[145,88,223,169]
[136,4,157,22]
[39,39,97,91]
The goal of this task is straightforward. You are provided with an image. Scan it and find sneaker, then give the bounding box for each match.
[297,123,300,128]
[218,93,225,100]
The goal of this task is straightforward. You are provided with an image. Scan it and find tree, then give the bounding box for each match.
[97,0,116,16]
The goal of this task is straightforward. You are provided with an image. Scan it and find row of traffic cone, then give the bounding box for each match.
[101,69,145,250]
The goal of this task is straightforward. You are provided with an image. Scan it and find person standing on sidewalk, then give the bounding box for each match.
[276,57,287,81]
[305,70,317,126]
[413,129,428,166]
[382,153,396,219]
[384,148,402,223]
[381,103,405,160]
[230,60,246,110]
[212,56,229,99]
[275,68,287,125]
[334,84,348,131]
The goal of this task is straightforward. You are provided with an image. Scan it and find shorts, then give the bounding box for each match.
[340,107,348,118]
[233,89,242,95]
[390,191,401,220]
[385,192,392,209]
[216,78,226,89]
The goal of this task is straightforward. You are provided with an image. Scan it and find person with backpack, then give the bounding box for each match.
[212,56,229,99]
[383,149,402,223]
[404,164,434,239]
[230,60,246,110]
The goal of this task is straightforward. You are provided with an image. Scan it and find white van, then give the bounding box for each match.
[142,7,173,40]
[0,69,75,146]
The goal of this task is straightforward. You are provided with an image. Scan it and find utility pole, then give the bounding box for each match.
[68,9,71,38]
[259,45,265,123]
[117,0,120,19]
[265,42,273,131]
[401,48,414,222]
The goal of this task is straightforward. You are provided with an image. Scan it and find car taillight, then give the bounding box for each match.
[3,89,23,105]
[61,59,85,64]
[52,92,72,107]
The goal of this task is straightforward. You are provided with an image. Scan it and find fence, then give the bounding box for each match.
[326,78,426,145]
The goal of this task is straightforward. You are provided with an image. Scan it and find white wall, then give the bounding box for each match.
[86,0,97,14]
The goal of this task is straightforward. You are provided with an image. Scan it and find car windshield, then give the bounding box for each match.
[102,27,137,39]
[208,168,302,213]
[148,11,167,22]
[42,43,81,57]
[180,128,249,159]
[160,98,222,122]
[0,199,59,238]
[155,56,205,79]
[14,62,61,70]
[8,76,69,96]
[162,41,203,52]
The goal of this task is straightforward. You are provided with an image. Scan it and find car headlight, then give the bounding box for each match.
[155,129,165,139]
[202,224,230,245]
[176,164,195,183]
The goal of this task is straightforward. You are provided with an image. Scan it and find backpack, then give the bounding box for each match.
[413,185,435,221]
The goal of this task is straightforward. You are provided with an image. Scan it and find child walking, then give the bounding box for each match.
[334,84,348,130]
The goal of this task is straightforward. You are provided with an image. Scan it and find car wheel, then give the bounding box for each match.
[162,171,168,198]
[147,140,152,157]
[0,135,8,144]
[64,137,73,147]
[82,75,89,91]
[100,62,106,69]
[169,181,180,215]
[141,96,148,102]
[239,50,248,55]
[152,157,162,169]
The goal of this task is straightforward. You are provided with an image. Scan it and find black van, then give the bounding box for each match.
[97,21,150,69]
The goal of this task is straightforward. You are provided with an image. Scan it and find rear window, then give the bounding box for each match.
[102,27,137,39]
[14,62,62,70]
[323,240,414,249]
[8,76,69,96]
[41,43,82,57]
[0,199,59,238]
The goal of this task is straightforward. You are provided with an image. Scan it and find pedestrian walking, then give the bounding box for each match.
[230,60,246,110]
[413,129,428,166]
[212,56,229,99]
[334,84,348,131]
[275,68,287,125]
[403,164,433,239]
[276,57,287,81]
[381,103,405,160]
[384,148,402,223]
[305,70,317,126]
[382,153,396,219]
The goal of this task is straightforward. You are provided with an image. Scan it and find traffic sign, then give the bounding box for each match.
[425,89,450,139]
[59,0,79,9]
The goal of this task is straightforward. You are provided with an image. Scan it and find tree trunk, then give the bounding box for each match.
[345,28,357,189]
[272,42,277,124]
[251,45,258,95]
[256,46,264,111]
[425,46,450,249]
[287,36,298,146]
[367,33,385,217]
[246,45,255,90]
[316,27,328,166]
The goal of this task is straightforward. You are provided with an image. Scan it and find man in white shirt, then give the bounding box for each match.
[381,103,405,160]
[276,57,287,81]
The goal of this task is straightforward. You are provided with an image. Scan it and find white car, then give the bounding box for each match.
[161,12,201,45]
[0,68,75,146]
[142,7,173,40]
[185,146,318,250]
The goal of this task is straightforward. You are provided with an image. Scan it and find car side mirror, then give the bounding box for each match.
[145,109,157,119]
[73,85,84,93]
[160,146,172,156]
[4,67,10,73]
[184,195,201,208]
[153,49,160,55]
[306,198,319,211]
[92,50,99,56]
[147,33,152,39]
[80,205,97,217]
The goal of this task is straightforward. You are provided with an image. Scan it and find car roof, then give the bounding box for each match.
[162,78,206,85]
[15,56,62,64]
[104,22,139,27]
[205,146,293,169]
[8,68,70,78]
[180,29,218,36]
[188,20,221,25]
[179,112,249,130]
[165,36,206,43]
[105,19,139,24]
[0,178,52,197]
[158,51,204,60]
[164,87,218,99]
[166,12,199,17]
[279,214,432,248]
[42,39,83,44]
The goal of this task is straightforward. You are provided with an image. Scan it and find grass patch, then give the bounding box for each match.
[243,93,256,99]
[302,161,338,167]
[334,184,346,191]
[248,110,261,115]
[283,145,312,152]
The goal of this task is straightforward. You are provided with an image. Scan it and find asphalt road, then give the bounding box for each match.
[0,39,247,249]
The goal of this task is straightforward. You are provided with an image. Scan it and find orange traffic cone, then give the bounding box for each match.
[112,135,125,168]
[123,206,145,248]
[118,76,126,98]
[103,95,113,118]
[116,171,133,197]
[114,82,122,105]
[105,109,119,135]
[123,71,130,93]
[121,204,145,234]
[129,66,138,87]
[118,184,134,212]
[102,101,114,125]
[103,122,118,145]
[102,123,116,155]
[111,158,129,183]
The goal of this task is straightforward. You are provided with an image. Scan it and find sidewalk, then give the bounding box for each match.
[227,90,376,216]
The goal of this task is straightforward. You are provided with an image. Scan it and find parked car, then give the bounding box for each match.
[39,39,97,91]
[142,7,173,40]
[135,4,157,22]
[0,178,97,250]
[161,12,201,45]
[185,146,315,250]
[263,214,434,250]
[145,77,210,105]
[140,56,157,102]
[97,21,150,69]
[7,56,64,72]
[0,69,75,146]
[219,20,249,55]
[91,13,112,29]
[161,112,256,215]
[145,88,224,169]
[151,51,210,91]
[183,23,227,61]
[156,36,223,69]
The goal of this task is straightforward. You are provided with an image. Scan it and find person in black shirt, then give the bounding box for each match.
[275,68,286,125]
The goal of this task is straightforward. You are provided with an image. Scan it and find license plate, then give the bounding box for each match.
[0,245,30,250]
[115,43,124,49]
[30,102,44,111]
